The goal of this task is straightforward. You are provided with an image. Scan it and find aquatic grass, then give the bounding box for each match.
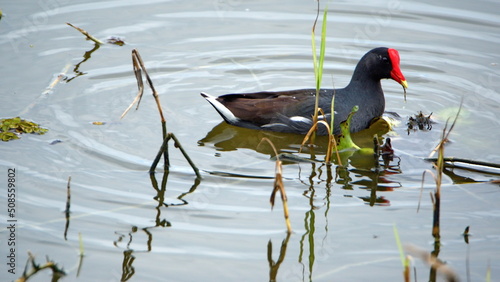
[300,105,361,165]
[122,49,200,178]
[303,2,360,165]
[486,261,491,282]
[77,232,85,277]
[78,232,85,256]
[427,100,462,238]
[258,137,292,234]
[414,99,462,281]
[393,224,411,282]
[311,5,328,122]
[304,2,341,164]
[300,117,335,163]
[309,2,328,145]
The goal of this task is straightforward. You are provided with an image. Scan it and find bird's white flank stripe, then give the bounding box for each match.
[289,116,313,124]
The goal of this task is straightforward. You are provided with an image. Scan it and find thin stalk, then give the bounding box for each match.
[76,233,84,277]
[150,134,171,173]
[64,176,71,241]
[78,232,84,256]
[123,49,199,178]
[310,5,328,143]
[393,224,410,282]
[66,22,103,45]
[329,89,335,135]
[132,49,166,123]
[169,133,201,179]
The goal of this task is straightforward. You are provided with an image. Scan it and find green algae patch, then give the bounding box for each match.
[0,117,48,141]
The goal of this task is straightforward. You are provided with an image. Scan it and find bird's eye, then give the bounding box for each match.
[381,56,389,62]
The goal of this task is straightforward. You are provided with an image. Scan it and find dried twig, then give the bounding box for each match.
[122,49,199,178]
[66,22,103,45]
[259,138,292,233]
[150,132,201,179]
[63,176,71,240]
[121,49,165,122]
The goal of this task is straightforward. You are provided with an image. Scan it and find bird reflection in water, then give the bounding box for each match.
[199,119,402,206]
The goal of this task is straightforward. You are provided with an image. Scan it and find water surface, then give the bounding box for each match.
[1,0,499,281]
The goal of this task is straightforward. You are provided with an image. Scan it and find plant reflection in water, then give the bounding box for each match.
[112,170,201,281]
[199,121,404,279]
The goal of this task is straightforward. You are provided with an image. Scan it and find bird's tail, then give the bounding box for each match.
[200,92,239,124]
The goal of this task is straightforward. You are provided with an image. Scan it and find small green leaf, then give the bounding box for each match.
[1,132,19,141]
[337,106,360,151]
[22,125,34,133]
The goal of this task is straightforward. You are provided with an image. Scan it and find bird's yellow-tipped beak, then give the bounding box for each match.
[400,80,408,89]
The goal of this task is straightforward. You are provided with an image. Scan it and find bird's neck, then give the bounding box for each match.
[347,62,381,91]
[344,64,385,109]
[346,75,383,96]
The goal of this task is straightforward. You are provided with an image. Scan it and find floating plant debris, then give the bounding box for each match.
[0,117,48,141]
[107,36,125,46]
[67,22,103,45]
[50,139,63,145]
[407,111,433,134]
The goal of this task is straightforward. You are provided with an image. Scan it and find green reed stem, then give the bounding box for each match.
[311,6,328,141]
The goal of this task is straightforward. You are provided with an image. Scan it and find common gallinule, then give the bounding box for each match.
[201,47,407,135]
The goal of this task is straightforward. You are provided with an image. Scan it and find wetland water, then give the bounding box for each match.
[1,0,499,281]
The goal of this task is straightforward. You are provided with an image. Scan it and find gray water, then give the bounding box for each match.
[1,0,499,281]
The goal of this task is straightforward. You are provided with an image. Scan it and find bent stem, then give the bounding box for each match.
[150,132,201,179]
[121,49,166,123]
[67,22,103,45]
[419,98,462,281]
[122,49,199,178]
[258,138,292,234]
